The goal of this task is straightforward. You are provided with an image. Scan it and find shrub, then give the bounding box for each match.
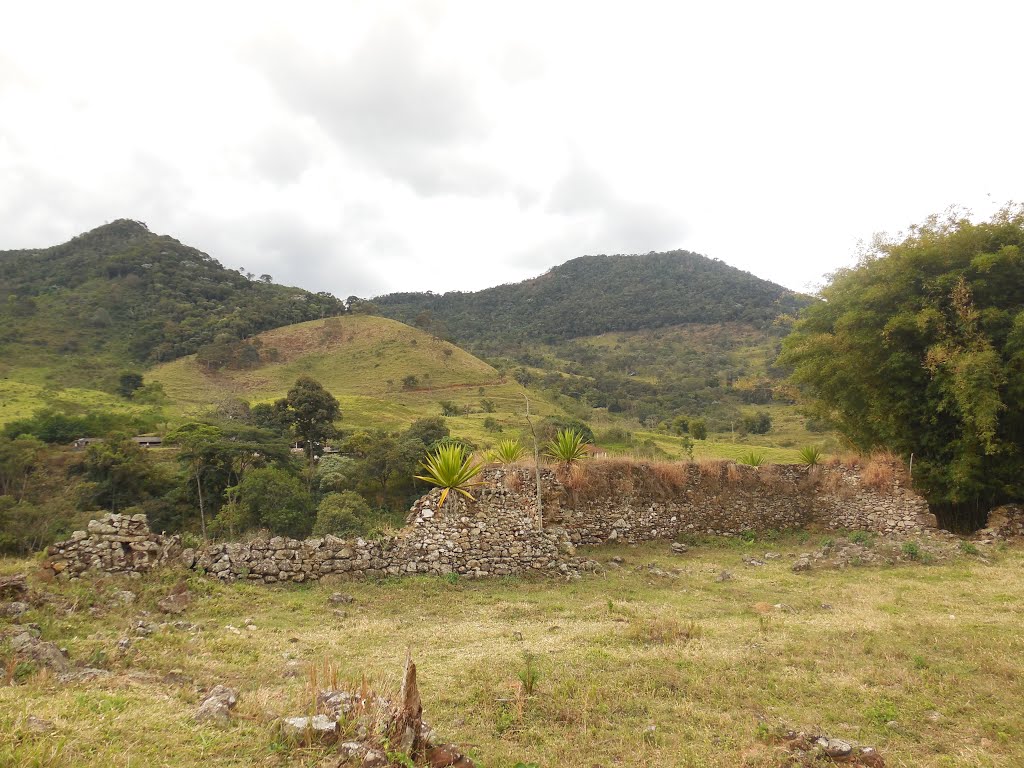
[545,428,588,464]
[690,419,708,440]
[313,491,374,537]
[483,417,502,433]
[235,467,314,538]
[901,541,922,560]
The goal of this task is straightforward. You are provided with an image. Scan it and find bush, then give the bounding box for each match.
[313,491,374,537]
[742,411,773,435]
[235,467,313,538]
[538,416,594,445]
[690,419,708,440]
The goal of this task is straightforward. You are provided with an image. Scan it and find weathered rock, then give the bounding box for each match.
[426,744,476,768]
[360,749,388,768]
[816,736,853,758]
[0,573,28,599]
[670,542,688,554]
[3,601,29,617]
[715,570,733,582]
[281,714,337,744]
[194,685,238,725]
[11,632,69,673]
[157,591,191,615]
[25,715,55,733]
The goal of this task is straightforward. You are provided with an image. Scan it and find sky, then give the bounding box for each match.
[1,0,1022,298]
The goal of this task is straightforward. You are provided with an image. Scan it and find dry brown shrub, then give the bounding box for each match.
[862,453,902,491]
[649,461,690,495]
[696,458,728,489]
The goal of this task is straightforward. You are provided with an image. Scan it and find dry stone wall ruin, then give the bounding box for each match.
[43,461,936,581]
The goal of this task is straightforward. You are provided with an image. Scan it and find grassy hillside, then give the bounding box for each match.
[149,316,563,444]
[2,535,1019,767]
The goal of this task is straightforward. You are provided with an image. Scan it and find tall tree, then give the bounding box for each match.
[778,206,1024,528]
[278,377,341,485]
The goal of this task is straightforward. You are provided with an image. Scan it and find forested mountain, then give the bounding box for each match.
[375,250,810,352]
[0,220,344,384]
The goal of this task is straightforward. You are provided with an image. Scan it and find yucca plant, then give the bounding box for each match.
[414,443,483,509]
[492,438,526,464]
[545,428,588,464]
[737,451,767,467]
[798,446,823,466]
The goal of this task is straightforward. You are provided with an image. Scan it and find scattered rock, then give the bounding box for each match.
[360,749,388,768]
[11,631,68,674]
[427,744,475,768]
[329,593,355,605]
[610,556,625,565]
[157,590,191,615]
[281,714,338,744]
[512,631,524,642]
[742,556,767,567]
[925,710,944,723]
[816,737,853,758]
[715,570,733,582]
[3,601,29,618]
[111,590,137,605]
[792,557,812,572]
[194,685,238,725]
[25,715,55,734]
[764,552,781,560]
[0,573,28,599]
[670,542,688,554]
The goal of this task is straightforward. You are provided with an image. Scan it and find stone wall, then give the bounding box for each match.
[43,513,182,578]
[530,461,936,545]
[44,461,935,581]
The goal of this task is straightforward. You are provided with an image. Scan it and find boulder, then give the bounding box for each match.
[194,685,238,725]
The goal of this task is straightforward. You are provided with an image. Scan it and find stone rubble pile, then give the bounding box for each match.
[42,513,181,578]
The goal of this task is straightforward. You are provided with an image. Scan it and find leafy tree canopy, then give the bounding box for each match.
[778,206,1024,526]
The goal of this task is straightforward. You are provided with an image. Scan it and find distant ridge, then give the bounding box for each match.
[0,220,345,385]
[375,250,812,351]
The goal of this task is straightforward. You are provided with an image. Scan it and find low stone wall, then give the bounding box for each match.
[43,461,936,581]
[43,513,182,578]
[187,481,579,583]
[531,462,936,545]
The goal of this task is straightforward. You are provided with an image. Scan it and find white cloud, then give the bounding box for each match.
[0,0,1021,299]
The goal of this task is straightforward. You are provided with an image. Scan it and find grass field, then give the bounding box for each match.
[2,534,1021,767]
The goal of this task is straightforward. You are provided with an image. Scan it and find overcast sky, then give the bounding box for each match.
[1,1,1021,298]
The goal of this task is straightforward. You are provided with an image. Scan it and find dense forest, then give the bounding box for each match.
[0,220,345,384]
[375,250,811,352]
[376,252,810,430]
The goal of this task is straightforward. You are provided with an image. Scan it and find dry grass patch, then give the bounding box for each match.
[3,538,1024,767]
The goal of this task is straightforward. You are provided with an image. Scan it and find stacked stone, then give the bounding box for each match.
[44,513,181,578]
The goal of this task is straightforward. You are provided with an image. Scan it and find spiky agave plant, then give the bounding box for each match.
[492,438,526,464]
[414,443,483,509]
[545,428,588,464]
[798,446,823,466]
[737,451,767,467]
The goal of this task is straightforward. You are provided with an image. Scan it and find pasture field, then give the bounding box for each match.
[2,533,1021,767]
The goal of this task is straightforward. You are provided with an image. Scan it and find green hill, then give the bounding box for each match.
[0,219,345,390]
[375,250,811,352]
[148,316,562,444]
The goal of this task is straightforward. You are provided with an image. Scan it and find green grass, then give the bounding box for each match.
[0,378,153,428]
[2,538,1022,767]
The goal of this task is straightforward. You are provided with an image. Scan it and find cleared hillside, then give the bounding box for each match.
[148,316,561,440]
